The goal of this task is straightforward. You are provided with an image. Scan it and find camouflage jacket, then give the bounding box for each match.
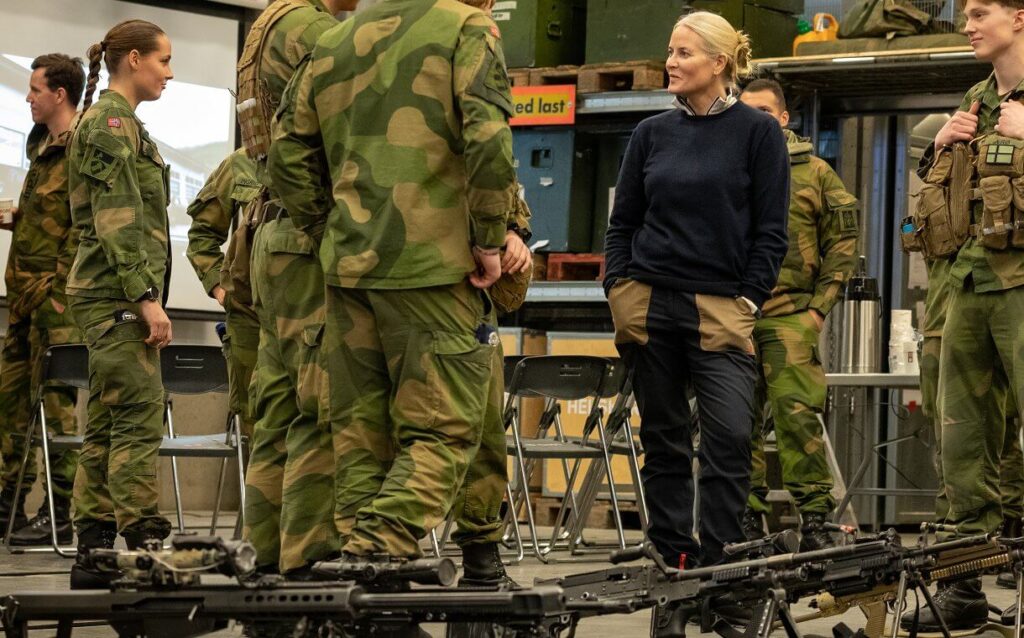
[269,0,517,290]
[946,73,1024,292]
[185,149,260,294]
[761,129,859,318]
[67,90,169,302]
[5,117,80,322]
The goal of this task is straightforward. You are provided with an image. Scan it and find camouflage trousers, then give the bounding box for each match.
[0,301,80,499]
[68,296,171,539]
[448,318,507,548]
[326,280,496,558]
[939,283,1024,536]
[244,216,337,573]
[748,311,833,515]
[224,297,259,440]
[924,335,1023,522]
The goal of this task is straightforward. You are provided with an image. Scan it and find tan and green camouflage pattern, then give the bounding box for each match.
[747,312,832,514]
[923,258,1023,523]
[761,129,860,319]
[69,296,170,539]
[1,119,81,499]
[324,281,496,557]
[938,284,1024,536]
[67,90,169,302]
[236,0,339,574]
[268,0,517,287]
[6,121,80,317]
[244,216,337,573]
[185,148,260,296]
[933,75,1024,538]
[749,132,856,515]
[185,149,261,437]
[946,74,1024,292]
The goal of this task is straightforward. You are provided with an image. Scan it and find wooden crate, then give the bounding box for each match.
[578,60,667,94]
[540,334,643,502]
[546,253,605,282]
[508,68,532,87]
[528,65,580,87]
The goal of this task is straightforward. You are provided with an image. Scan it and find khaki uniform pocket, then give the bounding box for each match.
[979,175,1013,250]
[607,278,652,346]
[695,294,756,355]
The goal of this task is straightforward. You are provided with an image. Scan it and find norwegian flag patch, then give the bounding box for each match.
[490,25,501,39]
[107,117,121,128]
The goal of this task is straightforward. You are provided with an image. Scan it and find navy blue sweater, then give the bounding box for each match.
[604,102,790,308]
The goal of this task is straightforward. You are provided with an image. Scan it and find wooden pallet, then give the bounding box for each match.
[528,65,580,87]
[546,253,606,282]
[508,68,532,88]
[578,60,667,94]
[530,496,640,529]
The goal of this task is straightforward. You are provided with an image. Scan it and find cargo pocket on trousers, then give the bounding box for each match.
[89,317,161,407]
[297,322,326,422]
[695,294,756,355]
[426,330,492,445]
[607,278,653,346]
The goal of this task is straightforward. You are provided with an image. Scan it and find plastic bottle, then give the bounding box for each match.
[792,13,840,56]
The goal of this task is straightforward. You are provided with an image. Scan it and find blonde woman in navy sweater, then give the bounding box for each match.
[604,9,789,606]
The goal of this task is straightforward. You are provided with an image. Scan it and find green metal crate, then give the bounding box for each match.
[496,0,586,68]
[585,0,803,64]
[590,133,632,253]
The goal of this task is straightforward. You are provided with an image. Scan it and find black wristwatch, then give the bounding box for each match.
[138,287,160,302]
[507,222,532,243]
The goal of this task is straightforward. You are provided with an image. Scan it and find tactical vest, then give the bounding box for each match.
[973,133,1024,250]
[901,143,972,258]
[236,0,306,161]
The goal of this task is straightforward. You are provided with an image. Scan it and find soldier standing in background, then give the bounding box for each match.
[0,54,85,546]
[235,0,356,578]
[67,20,174,588]
[185,148,261,439]
[901,0,1024,627]
[738,79,859,550]
[269,0,516,582]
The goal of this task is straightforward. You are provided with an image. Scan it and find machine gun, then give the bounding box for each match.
[0,536,565,638]
[535,529,1024,638]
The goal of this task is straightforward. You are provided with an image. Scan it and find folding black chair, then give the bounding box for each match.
[160,344,247,537]
[559,362,648,555]
[4,344,89,556]
[500,355,616,562]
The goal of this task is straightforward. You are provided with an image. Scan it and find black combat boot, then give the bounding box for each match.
[798,512,835,551]
[10,494,73,546]
[458,543,519,589]
[997,515,1023,589]
[899,578,987,632]
[741,507,766,542]
[69,522,118,589]
[0,487,28,533]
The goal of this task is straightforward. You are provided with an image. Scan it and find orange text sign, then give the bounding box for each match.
[510,85,576,126]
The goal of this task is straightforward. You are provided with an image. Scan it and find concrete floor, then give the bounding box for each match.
[0,514,1019,637]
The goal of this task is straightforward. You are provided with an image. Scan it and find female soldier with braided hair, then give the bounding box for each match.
[65,19,174,588]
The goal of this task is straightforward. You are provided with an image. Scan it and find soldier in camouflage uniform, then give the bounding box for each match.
[739,80,859,551]
[237,0,355,577]
[185,149,260,439]
[66,21,174,588]
[901,0,1024,627]
[0,54,84,546]
[269,0,517,582]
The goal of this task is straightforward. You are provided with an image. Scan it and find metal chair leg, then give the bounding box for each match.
[596,422,626,550]
[509,421,545,563]
[164,404,186,533]
[38,407,75,557]
[4,406,38,549]
[234,417,247,539]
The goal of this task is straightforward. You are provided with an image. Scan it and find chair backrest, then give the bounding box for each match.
[161,345,228,395]
[507,355,612,401]
[41,345,90,390]
[503,355,527,388]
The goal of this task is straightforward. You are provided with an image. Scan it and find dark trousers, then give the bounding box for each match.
[608,280,757,566]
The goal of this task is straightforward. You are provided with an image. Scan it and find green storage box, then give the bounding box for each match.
[590,133,633,253]
[495,0,586,68]
[585,0,803,64]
